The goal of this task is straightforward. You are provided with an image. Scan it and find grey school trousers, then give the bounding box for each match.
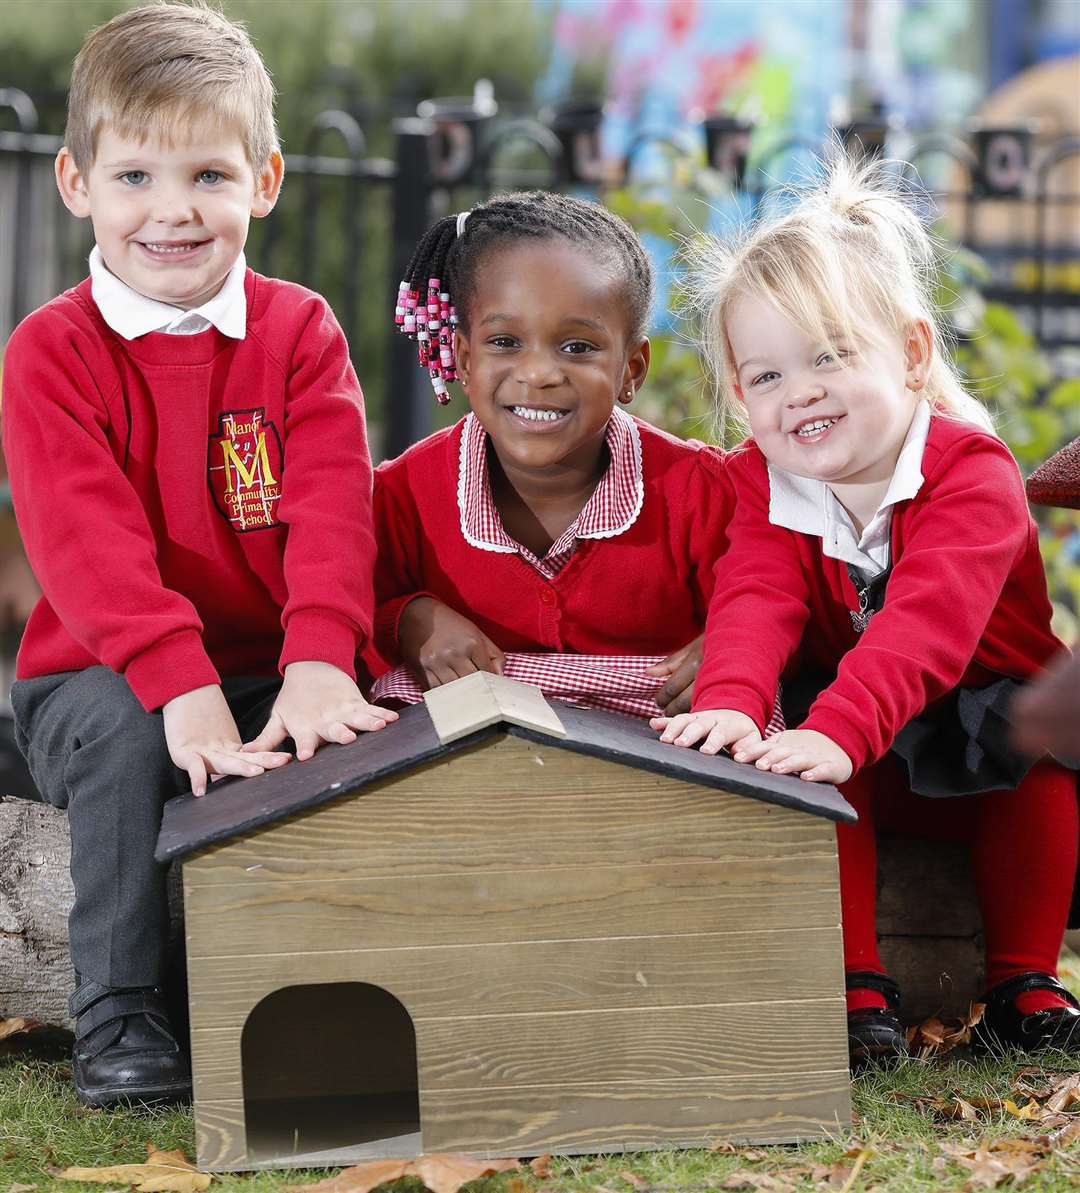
[10,667,282,989]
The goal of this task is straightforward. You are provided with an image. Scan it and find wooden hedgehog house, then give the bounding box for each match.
[157,673,856,1171]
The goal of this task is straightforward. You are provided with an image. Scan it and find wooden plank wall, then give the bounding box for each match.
[183,734,850,1170]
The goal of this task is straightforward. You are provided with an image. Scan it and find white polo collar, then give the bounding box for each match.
[767,400,931,575]
[89,245,247,340]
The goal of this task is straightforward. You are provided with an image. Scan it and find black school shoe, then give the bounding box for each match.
[69,979,192,1107]
[971,971,1080,1057]
[846,970,908,1070]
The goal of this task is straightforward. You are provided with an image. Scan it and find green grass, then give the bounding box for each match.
[4,954,1080,1193]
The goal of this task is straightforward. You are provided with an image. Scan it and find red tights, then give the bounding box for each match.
[837,756,1078,1015]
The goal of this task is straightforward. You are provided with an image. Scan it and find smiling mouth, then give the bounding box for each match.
[792,416,843,439]
[507,406,569,423]
[137,240,210,257]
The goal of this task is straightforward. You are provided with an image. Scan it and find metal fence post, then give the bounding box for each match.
[385,117,435,460]
[0,88,38,326]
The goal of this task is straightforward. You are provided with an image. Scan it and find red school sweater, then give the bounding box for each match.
[693,416,1063,772]
[2,273,375,711]
[371,418,733,664]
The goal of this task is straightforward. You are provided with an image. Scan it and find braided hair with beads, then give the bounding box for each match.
[394,190,654,404]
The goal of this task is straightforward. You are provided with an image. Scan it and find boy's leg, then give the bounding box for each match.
[11,667,190,985]
[10,666,191,1104]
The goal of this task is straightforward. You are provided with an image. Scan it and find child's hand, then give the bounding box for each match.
[244,661,398,762]
[163,684,291,797]
[733,729,852,783]
[398,596,506,689]
[650,708,761,756]
[646,634,703,715]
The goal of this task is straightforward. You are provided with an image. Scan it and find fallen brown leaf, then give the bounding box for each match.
[939,1139,1045,1189]
[906,1003,984,1057]
[1003,1099,1043,1121]
[10,1184,38,1192]
[0,1018,40,1042]
[719,1173,794,1191]
[618,1173,649,1190]
[286,1154,519,1193]
[1048,1117,1080,1149]
[528,1154,552,1179]
[1046,1073,1080,1114]
[505,1179,528,1193]
[54,1142,210,1193]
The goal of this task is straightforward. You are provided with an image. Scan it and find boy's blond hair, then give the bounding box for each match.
[65,0,278,172]
[687,152,995,441]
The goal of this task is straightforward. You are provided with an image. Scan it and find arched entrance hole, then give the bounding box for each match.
[241,981,421,1164]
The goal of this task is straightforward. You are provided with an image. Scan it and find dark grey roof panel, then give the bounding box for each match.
[156,700,855,863]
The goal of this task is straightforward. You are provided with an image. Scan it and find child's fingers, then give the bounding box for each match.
[731,732,765,761]
[241,749,292,770]
[650,715,672,731]
[292,728,322,762]
[243,714,288,753]
[699,723,736,755]
[324,721,359,746]
[341,705,389,733]
[656,712,698,743]
[368,702,399,722]
[468,642,499,674]
[661,685,693,716]
[646,646,684,678]
[185,755,209,799]
[799,761,837,783]
[754,744,792,770]
[770,751,815,775]
[672,718,711,748]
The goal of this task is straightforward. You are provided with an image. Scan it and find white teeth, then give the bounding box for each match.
[142,242,201,254]
[510,406,567,422]
[796,418,837,437]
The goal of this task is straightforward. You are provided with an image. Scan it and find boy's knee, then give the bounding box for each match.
[42,667,170,767]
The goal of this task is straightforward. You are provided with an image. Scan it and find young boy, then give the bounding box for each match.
[1,2,394,1107]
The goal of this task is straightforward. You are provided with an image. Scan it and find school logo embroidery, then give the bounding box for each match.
[208,408,283,532]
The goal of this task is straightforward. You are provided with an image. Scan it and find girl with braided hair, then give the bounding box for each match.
[369,190,762,727]
[657,155,1079,1068]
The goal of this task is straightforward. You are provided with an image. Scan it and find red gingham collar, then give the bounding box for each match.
[457,407,645,572]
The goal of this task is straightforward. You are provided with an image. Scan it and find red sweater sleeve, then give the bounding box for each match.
[801,433,1031,770]
[370,458,439,664]
[671,445,735,616]
[692,448,811,730]
[267,296,375,677]
[1,307,219,709]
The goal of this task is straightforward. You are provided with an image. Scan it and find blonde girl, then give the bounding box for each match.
[655,155,1079,1067]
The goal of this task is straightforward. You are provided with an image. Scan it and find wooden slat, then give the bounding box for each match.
[184,856,841,957]
[196,1099,247,1171]
[196,1071,851,1171]
[420,1070,851,1154]
[184,736,836,886]
[185,927,845,1028]
[191,997,846,1099]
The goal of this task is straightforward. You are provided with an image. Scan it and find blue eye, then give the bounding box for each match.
[752,370,779,386]
[197,170,224,185]
[119,170,148,186]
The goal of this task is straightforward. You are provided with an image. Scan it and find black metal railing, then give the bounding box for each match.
[2,88,1078,457]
